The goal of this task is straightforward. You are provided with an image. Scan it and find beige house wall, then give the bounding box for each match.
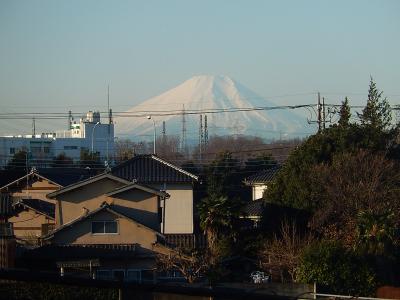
[9,210,53,240]
[11,180,59,204]
[55,178,160,231]
[52,210,158,252]
[150,183,193,234]
[55,178,124,225]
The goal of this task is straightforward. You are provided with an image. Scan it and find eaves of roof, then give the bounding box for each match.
[0,170,62,192]
[47,173,130,199]
[44,203,163,240]
[105,182,169,198]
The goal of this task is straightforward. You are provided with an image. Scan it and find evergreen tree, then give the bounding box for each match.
[338,97,351,127]
[359,77,392,131]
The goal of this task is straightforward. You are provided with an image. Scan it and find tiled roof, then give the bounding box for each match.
[22,244,141,261]
[112,155,198,183]
[243,199,264,216]
[0,168,96,191]
[244,166,281,185]
[14,198,55,219]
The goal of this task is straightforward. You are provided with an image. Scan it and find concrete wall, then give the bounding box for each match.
[150,183,193,234]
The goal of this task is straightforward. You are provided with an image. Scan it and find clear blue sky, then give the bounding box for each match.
[0,0,399,135]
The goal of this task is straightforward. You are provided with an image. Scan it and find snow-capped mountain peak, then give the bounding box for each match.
[115,75,308,140]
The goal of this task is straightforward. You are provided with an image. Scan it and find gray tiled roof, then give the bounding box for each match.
[112,154,198,183]
[244,166,281,185]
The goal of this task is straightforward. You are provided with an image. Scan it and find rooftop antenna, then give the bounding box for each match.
[106,84,110,164]
[68,110,72,130]
[32,117,36,136]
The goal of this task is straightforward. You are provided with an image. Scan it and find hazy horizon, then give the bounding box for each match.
[1,0,399,137]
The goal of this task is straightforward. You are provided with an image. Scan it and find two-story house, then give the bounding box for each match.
[40,172,172,281]
[111,155,201,248]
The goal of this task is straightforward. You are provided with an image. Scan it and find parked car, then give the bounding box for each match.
[250,271,269,283]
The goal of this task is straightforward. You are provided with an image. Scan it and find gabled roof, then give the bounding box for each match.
[47,173,131,199]
[14,198,55,219]
[244,166,281,185]
[0,170,62,192]
[44,202,163,240]
[112,154,198,183]
[106,182,169,198]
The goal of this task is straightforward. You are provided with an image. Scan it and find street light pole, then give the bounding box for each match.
[147,116,156,154]
[91,122,100,155]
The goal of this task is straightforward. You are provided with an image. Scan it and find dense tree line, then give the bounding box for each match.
[261,78,400,295]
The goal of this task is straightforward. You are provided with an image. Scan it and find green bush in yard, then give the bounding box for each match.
[297,241,376,297]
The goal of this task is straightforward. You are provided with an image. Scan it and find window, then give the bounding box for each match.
[91,221,118,234]
[96,270,112,280]
[126,270,141,282]
[112,269,125,281]
[64,145,78,150]
[9,148,15,154]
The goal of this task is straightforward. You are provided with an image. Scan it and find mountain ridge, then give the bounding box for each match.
[115,75,310,140]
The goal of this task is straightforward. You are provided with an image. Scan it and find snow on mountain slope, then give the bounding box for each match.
[115,75,310,140]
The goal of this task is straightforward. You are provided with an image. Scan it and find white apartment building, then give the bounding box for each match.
[0,111,114,168]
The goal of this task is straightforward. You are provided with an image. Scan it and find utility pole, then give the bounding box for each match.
[68,110,72,130]
[317,92,322,132]
[162,121,166,145]
[180,104,186,153]
[204,115,208,148]
[322,97,326,130]
[199,115,203,161]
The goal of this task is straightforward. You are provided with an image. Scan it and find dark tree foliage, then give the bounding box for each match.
[205,151,242,199]
[243,152,277,175]
[79,149,102,170]
[338,97,351,127]
[359,77,392,131]
[297,241,376,296]
[6,150,28,170]
[264,79,399,211]
[52,152,73,167]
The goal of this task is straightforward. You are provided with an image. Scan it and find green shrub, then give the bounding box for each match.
[297,241,376,296]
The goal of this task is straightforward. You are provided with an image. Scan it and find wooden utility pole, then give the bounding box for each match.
[317,92,322,132]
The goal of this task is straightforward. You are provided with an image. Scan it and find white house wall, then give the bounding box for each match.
[150,183,193,234]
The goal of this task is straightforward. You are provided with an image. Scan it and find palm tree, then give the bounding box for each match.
[356,210,396,255]
[198,196,231,253]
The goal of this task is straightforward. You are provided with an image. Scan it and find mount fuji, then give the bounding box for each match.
[115,75,311,140]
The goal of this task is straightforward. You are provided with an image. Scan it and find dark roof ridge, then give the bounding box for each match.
[0,170,62,191]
